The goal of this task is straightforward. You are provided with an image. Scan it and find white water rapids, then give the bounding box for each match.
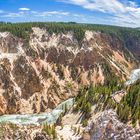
[125,67,140,85]
[0,98,74,125]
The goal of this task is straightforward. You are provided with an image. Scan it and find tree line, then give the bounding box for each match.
[0,22,140,43]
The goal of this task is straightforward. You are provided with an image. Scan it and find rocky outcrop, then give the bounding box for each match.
[0,123,50,140]
[82,110,140,140]
[34,132,50,140]
[0,32,21,53]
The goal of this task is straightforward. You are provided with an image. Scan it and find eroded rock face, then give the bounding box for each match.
[85,110,140,140]
[125,36,140,61]
[0,28,138,114]
[0,124,50,140]
[12,56,43,99]
[34,132,50,140]
[0,94,7,115]
[0,32,21,53]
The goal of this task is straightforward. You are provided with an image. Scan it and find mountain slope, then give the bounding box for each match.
[0,22,140,140]
[0,23,139,115]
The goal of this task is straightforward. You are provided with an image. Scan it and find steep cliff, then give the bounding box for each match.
[0,23,140,140]
[0,25,139,115]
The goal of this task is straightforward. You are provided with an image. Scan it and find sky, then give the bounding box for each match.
[0,0,140,27]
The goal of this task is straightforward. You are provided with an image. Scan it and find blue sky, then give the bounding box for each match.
[0,0,140,27]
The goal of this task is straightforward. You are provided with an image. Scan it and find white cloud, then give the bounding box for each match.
[19,8,30,11]
[59,0,126,13]
[1,0,140,27]
[128,1,138,8]
[32,11,70,17]
[1,10,71,19]
[36,11,70,17]
[59,0,140,27]
[2,12,24,18]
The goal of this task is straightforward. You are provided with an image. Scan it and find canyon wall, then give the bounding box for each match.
[0,27,138,114]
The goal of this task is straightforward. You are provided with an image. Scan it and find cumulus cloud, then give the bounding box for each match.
[19,8,30,11]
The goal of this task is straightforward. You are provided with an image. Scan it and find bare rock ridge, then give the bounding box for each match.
[0,27,139,115]
[84,110,140,140]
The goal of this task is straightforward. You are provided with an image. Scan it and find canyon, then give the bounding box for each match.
[0,23,140,140]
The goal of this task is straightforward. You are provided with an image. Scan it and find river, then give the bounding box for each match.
[0,98,74,125]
